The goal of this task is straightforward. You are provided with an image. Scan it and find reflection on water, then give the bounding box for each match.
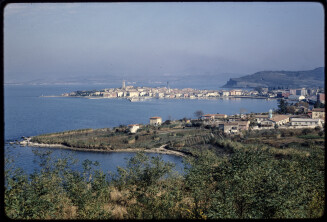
[5,144,186,177]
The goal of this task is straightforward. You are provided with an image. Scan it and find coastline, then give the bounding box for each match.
[42,95,277,101]
[19,137,186,157]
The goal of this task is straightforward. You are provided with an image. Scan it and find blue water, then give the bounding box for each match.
[4,84,278,176]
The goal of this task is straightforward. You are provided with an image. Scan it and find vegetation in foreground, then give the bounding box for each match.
[5,127,325,219]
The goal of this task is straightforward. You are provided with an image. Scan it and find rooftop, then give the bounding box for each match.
[270,115,290,122]
[312,108,325,112]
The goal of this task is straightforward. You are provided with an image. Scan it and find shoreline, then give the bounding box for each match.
[19,138,186,157]
[42,95,277,101]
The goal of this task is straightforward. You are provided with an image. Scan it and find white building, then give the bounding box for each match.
[128,124,140,133]
[290,118,322,127]
[128,91,139,97]
[150,117,162,126]
[221,91,230,97]
[288,95,305,101]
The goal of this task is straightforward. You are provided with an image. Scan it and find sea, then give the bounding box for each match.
[4,84,278,176]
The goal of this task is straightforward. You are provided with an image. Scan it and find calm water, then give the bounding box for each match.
[4,84,278,175]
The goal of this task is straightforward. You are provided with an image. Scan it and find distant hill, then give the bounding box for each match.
[222,67,324,89]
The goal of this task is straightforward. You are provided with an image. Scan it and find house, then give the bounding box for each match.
[312,108,325,119]
[290,118,322,127]
[260,120,275,127]
[254,114,269,123]
[229,89,243,96]
[214,114,228,120]
[128,91,139,97]
[233,121,250,131]
[128,124,140,133]
[150,117,162,126]
[156,93,164,98]
[202,114,227,121]
[269,115,290,126]
[117,92,124,97]
[202,114,216,121]
[317,93,325,104]
[219,122,239,134]
[221,91,230,97]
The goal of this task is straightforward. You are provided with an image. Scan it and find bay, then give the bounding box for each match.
[4,84,278,175]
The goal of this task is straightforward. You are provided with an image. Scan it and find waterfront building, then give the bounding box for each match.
[202,114,227,121]
[128,124,140,133]
[117,92,124,97]
[150,117,162,126]
[229,89,243,96]
[128,91,139,97]
[222,91,230,97]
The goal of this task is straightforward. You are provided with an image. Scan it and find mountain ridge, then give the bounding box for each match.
[222,67,324,88]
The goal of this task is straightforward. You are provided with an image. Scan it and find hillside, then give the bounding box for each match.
[222,67,324,88]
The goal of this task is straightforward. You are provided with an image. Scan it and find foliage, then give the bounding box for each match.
[277,99,289,114]
[194,110,204,119]
[5,133,325,219]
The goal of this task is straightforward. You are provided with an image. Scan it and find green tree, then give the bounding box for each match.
[194,110,204,120]
[277,99,288,114]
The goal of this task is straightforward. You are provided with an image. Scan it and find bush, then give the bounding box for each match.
[302,128,313,135]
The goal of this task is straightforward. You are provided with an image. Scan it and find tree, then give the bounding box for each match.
[277,99,288,114]
[286,105,296,114]
[194,110,204,120]
[314,100,325,108]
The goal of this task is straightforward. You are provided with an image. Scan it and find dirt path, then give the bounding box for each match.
[19,138,186,157]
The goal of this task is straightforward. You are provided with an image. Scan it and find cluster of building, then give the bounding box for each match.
[127,108,325,135]
[202,108,325,134]
[273,88,325,104]
[62,80,324,103]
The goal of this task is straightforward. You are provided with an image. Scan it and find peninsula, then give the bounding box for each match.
[222,67,324,89]
[19,106,325,157]
[58,79,324,103]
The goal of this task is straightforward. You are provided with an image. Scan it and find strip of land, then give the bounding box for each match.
[20,137,186,157]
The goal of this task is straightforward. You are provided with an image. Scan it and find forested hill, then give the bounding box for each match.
[222,67,324,88]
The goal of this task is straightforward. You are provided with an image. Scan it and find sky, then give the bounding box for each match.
[4,2,325,84]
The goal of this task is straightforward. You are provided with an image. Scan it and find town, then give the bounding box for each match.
[61,80,325,105]
[126,106,325,135]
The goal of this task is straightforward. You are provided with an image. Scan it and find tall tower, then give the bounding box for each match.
[167,81,170,93]
[269,109,273,119]
[122,80,126,89]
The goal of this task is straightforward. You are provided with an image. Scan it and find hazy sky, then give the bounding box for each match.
[4,2,324,83]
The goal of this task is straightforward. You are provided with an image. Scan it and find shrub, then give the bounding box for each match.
[302,128,312,135]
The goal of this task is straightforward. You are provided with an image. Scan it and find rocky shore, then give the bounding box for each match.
[19,137,186,157]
